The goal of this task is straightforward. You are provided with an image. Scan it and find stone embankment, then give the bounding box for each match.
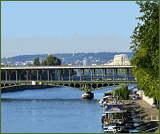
[1,85,55,93]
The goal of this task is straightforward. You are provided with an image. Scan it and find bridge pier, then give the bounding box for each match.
[82,91,94,99]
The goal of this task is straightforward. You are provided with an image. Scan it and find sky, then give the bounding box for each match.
[1,1,144,58]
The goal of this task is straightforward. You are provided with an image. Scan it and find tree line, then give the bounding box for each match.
[130,1,159,101]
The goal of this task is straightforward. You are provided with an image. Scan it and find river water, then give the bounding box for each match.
[1,85,135,133]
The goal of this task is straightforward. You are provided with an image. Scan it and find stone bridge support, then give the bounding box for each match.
[82,91,94,99]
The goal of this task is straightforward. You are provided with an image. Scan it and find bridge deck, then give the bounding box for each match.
[1,65,134,70]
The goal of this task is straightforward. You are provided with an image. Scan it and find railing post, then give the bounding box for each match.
[30,70,31,81]
[40,70,42,81]
[113,68,115,81]
[61,69,63,81]
[16,70,18,81]
[54,70,56,80]
[94,69,95,81]
[102,69,104,81]
[72,69,73,81]
[91,69,92,81]
[5,70,7,81]
[26,70,28,81]
[83,69,84,81]
[116,68,117,80]
[127,68,129,81]
[9,70,10,81]
[19,70,21,81]
[125,68,126,81]
[51,69,52,81]
[37,70,38,82]
[47,70,49,81]
[80,69,81,81]
[69,69,71,81]
[58,69,60,81]
[105,69,106,81]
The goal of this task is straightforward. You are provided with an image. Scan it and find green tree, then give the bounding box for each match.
[112,86,130,100]
[33,57,40,66]
[130,1,159,100]
[42,55,61,66]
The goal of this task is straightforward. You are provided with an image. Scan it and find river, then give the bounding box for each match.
[1,85,135,133]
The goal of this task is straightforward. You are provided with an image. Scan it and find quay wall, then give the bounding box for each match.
[142,92,154,106]
[1,85,55,93]
[137,90,154,106]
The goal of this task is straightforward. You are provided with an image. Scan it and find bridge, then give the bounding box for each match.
[1,65,137,98]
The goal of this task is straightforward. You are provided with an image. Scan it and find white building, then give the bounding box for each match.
[26,61,34,65]
[106,54,130,65]
[114,54,129,65]
[83,59,87,66]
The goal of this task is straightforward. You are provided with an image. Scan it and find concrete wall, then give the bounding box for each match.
[142,92,154,106]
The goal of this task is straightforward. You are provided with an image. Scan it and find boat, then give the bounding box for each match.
[99,98,103,104]
[102,105,128,133]
[103,99,124,112]
[103,123,127,133]
[104,125,117,133]
[99,93,117,107]
[102,107,128,125]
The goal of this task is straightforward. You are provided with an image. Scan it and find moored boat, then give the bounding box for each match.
[104,125,117,133]
[102,107,128,125]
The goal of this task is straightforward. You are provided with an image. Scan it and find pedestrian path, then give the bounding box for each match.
[136,100,159,118]
[135,99,159,133]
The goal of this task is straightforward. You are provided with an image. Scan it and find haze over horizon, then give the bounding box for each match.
[1,1,143,57]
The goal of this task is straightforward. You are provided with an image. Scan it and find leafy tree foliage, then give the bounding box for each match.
[130,1,159,100]
[42,55,61,66]
[112,86,131,100]
[33,57,40,66]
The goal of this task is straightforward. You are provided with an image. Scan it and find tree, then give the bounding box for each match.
[112,86,130,100]
[130,1,159,100]
[33,57,40,66]
[42,55,61,66]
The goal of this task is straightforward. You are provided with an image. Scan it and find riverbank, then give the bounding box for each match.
[107,86,159,133]
[1,85,56,93]
[135,99,159,133]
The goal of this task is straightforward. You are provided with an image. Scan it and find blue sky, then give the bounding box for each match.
[1,1,143,57]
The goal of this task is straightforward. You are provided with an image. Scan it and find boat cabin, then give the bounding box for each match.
[104,98,124,111]
[103,108,127,124]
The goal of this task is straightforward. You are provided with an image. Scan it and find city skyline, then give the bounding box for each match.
[1,1,143,57]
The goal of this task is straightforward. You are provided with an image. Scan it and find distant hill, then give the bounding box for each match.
[1,52,133,66]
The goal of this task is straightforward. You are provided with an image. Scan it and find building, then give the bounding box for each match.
[83,59,87,66]
[114,54,129,65]
[106,54,130,65]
